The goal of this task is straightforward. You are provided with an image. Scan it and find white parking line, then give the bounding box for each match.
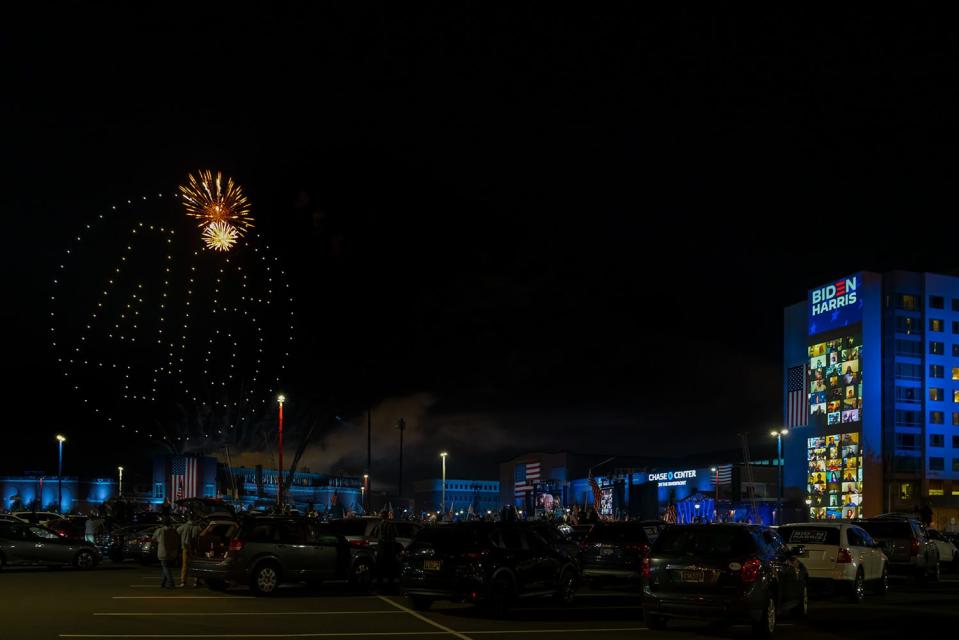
[60,633,450,638]
[128,585,162,588]
[94,611,406,617]
[112,596,255,600]
[467,629,647,635]
[377,596,473,640]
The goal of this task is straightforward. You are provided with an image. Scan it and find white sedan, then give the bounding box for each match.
[927,529,958,570]
[780,522,887,602]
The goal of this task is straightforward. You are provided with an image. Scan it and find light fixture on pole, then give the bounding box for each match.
[363,474,369,512]
[710,466,718,519]
[56,435,66,513]
[440,452,448,515]
[277,395,285,508]
[771,429,789,525]
[118,466,124,498]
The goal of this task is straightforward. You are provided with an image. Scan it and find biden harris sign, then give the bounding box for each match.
[808,273,863,336]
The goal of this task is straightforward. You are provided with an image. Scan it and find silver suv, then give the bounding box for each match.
[855,516,939,582]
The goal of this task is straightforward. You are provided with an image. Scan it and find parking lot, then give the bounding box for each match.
[2,565,959,640]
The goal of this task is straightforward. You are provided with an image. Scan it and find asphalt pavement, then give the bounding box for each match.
[1,563,958,640]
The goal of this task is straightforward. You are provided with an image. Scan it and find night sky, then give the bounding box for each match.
[3,6,959,494]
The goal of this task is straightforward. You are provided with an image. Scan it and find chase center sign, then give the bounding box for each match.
[649,469,696,488]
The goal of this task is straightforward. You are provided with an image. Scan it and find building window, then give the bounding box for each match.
[930,457,945,472]
[954,459,959,472]
[931,342,945,355]
[896,410,923,426]
[954,435,959,448]
[896,316,920,335]
[954,321,959,335]
[929,480,945,496]
[154,482,164,499]
[895,363,923,380]
[930,295,945,309]
[896,433,919,450]
[955,390,959,403]
[931,434,945,447]
[954,299,959,312]
[954,414,959,427]
[931,365,945,378]
[930,388,944,401]
[954,344,959,358]
[895,386,920,404]
[895,339,923,356]
[931,411,945,424]
[931,318,945,332]
[900,482,913,499]
[897,295,919,311]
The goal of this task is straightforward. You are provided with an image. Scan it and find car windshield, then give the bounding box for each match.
[857,521,912,539]
[782,527,840,545]
[653,527,756,557]
[413,525,489,552]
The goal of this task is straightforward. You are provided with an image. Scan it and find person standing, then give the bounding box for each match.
[177,516,203,588]
[153,518,180,590]
[84,513,97,543]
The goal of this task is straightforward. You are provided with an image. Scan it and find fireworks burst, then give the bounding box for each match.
[179,170,254,238]
[203,220,239,252]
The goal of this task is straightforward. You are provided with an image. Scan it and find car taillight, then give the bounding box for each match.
[910,538,920,556]
[625,543,649,557]
[836,548,853,564]
[641,557,651,579]
[349,539,370,547]
[741,558,762,583]
[228,539,245,552]
[464,550,488,560]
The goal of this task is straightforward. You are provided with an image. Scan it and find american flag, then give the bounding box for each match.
[171,456,199,500]
[514,462,541,496]
[713,464,733,485]
[786,365,808,427]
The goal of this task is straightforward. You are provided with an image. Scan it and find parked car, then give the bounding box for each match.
[46,516,87,541]
[400,521,579,613]
[12,511,63,526]
[855,517,939,581]
[327,517,422,550]
[187,516,375,596]
[927,529,958,570]
[642,524,807,638]
[779,522,887,601]
[0,522,101,570]
[0,514,28,524]
[579,521,664,584]
[526,521,581,563]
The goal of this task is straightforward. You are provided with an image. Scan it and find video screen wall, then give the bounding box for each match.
[807,432,862,520]
[807,334,862,428]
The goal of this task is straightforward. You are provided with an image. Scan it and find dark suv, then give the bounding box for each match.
[580,520,663,584]
[188,517,376,596]
[855,516,939,581]
[642,525,807,638]
[400,522,579,612]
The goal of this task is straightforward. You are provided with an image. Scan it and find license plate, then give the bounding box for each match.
[601,546,615,556]
[423,560,441,571]
[681,570,704,583]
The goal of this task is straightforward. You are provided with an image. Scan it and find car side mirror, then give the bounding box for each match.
[788,545,805,557]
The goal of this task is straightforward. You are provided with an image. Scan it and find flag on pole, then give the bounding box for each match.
[170,456,199,500]
[787,365,808,427]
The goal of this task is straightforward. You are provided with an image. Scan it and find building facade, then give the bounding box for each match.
[1,475,115,513]
[784,271,959,528]
[413,478,500,516]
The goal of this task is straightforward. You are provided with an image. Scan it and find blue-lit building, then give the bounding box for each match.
[784,271,959,527]
[1,475,115,513]
[413,478,500,516]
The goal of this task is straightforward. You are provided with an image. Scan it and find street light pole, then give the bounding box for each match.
[771,429,788,525]
[440,452,448,515]
[397,418,406,504]
[277,395,285,509]
[118,466,124,498]
[56,435,66,513]
[710,466,718,520]
[363,474,369,512]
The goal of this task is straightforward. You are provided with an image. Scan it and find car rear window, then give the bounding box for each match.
[857,521,912,539]
[328,520,373,537]
[782,527,840,546]
[413,525,489,552]
[653,527,756,557]
[587,523,654,545]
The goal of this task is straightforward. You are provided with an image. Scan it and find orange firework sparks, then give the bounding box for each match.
[179,170,253,235]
